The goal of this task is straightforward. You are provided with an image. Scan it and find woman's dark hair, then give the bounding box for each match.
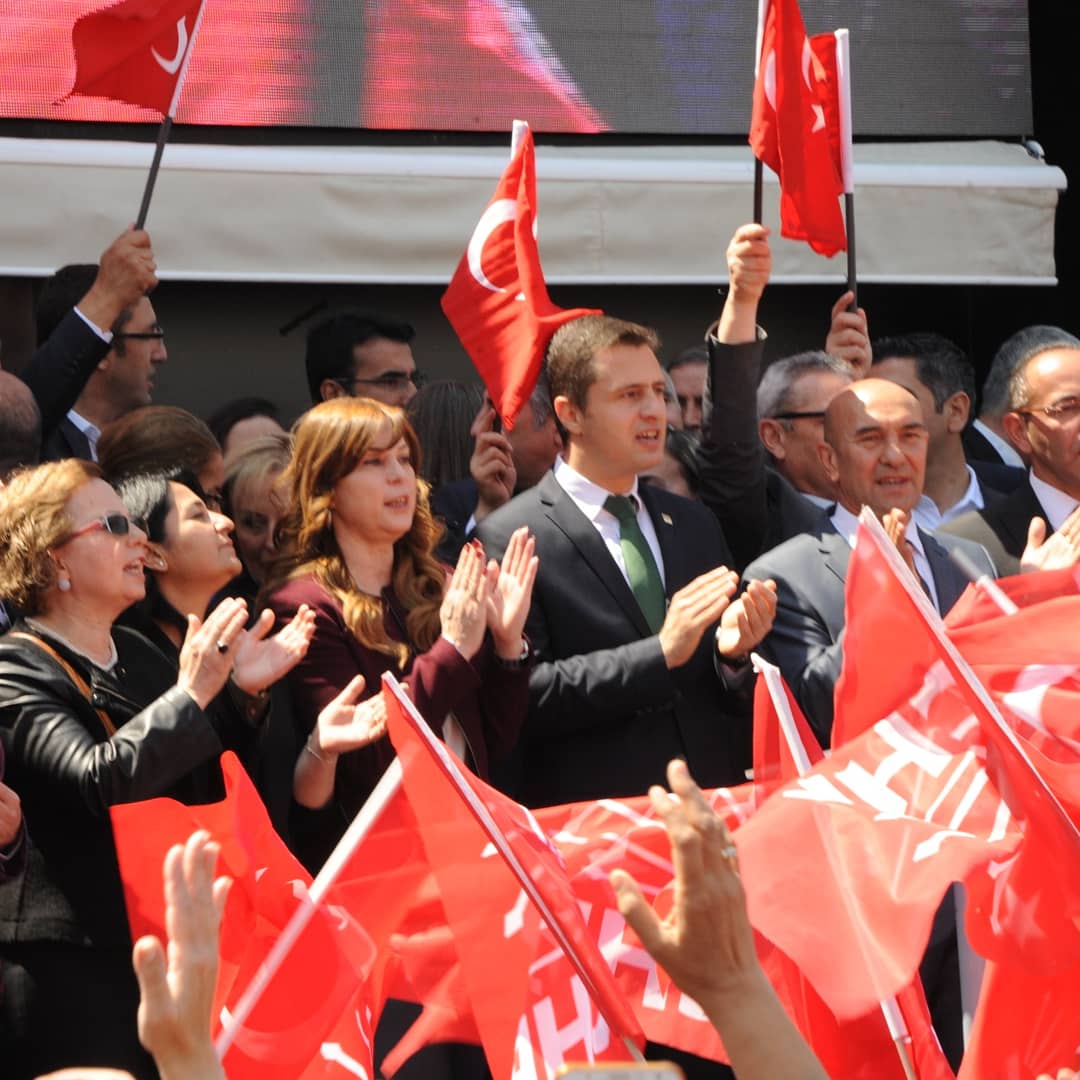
[405,380,483,492]
[206,396,282,450]
[664,426,702,496]
[115,467,207,635]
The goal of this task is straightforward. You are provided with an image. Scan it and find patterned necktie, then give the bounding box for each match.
[604,494,666,633]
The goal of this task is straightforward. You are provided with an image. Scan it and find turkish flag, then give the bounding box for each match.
[67,0,204,115]
[382,673,644,1077]
[749,0,846,257]
[441,125,601,429]
[361,0,606,133]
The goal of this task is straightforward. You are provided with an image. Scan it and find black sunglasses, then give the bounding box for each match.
[65,513,145,542]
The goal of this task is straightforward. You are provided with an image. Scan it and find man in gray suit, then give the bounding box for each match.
[743,378,994,750]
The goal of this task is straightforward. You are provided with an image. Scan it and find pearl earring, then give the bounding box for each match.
[57,577,71,592]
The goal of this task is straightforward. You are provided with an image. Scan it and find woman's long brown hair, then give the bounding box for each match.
[263,398,445,668]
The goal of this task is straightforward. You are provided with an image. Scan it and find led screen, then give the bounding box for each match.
[1,1,1031,136]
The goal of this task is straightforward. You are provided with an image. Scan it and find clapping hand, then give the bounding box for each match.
[312,675,389,757]
[485,526,538,659]
[1021,507,1080,573]
[715,578,777,660]
[439,541,493,661]
[230,604,316,696]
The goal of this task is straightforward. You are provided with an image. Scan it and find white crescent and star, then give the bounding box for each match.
[152,17,188,75]
[761,39,826,133]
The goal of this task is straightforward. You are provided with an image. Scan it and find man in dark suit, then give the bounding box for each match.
[752,351,854,551]
[744,378,995,749]
[743,378,993,1069]
[944,338,1080,576]
[28,229,162,462]
[872,333,1024,527]
[964,324,1080,469]
[431,376,563,562]
[476,313,777,811]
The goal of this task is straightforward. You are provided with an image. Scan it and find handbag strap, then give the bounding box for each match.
[7,631,117,737]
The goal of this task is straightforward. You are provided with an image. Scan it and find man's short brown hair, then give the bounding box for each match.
[547,315,660,411]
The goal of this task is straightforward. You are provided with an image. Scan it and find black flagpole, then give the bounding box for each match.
[845,190,857,312]
[753,158,764,225]
[135,114,173,230]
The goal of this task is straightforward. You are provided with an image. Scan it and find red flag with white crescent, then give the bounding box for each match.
[66,0,204,115]
[441,125,601,429]
[749,0,846,256]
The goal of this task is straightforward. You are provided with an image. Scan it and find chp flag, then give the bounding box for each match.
[441,121,600,430]
[66,0,206,115]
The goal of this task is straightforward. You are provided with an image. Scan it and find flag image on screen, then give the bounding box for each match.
[1,1,1031,135]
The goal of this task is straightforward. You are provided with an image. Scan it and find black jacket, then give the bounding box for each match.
[0,625,224,948]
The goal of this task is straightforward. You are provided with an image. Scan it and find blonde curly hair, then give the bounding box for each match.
[263,398,445,668]
[0,459,101,615]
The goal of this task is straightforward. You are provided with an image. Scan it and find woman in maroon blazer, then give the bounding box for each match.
[264,397,536,871]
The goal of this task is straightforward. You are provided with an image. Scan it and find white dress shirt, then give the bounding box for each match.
[1029,471,1080,531]
[913,465,986,531]
[66,409,102,462]
[830,503,940,611]
[972,418,1024,469]
[553,456,666,588]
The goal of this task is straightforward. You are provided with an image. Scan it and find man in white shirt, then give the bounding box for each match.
[945,340,1080,575]
[871,332,1023,533]
[476,313,777,811]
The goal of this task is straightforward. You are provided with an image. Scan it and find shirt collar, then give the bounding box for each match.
[553,456,642,523]
[66,409,102,460]
[973,418,1025,469]
[1029,470,1080,532]
[913,465,985,529]
[829,502,929,559]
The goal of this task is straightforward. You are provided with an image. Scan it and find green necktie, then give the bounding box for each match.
[604,494,666,633]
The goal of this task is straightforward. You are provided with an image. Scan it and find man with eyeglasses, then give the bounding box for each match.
[32,231,165,464]
[304,310,422,409]
[943,339,1080,575]
[755,351,855,550]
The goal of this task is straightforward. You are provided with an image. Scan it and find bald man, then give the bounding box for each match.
[943,342,1080,576]
[742,378,993,747]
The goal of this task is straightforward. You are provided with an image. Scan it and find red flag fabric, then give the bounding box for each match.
[958,958,1080,1080]
[737,665,1023,1019]
[362,0,606,133]
[836,520,1080,975]
[111,751,432,1079]
[749,0,846,256]
[750,663,955,1079]
[67,0,203,114]
[441,125,601,429]
[382,673,644,1077]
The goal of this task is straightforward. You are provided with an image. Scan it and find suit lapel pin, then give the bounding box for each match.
[661,513,673,526]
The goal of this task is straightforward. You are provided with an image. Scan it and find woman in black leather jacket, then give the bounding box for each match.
[0,459,304,1078]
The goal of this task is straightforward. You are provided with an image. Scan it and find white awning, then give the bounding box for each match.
[0,137,1065,285]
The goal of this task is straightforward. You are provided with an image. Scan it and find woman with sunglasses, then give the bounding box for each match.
[0,459,292,1077]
